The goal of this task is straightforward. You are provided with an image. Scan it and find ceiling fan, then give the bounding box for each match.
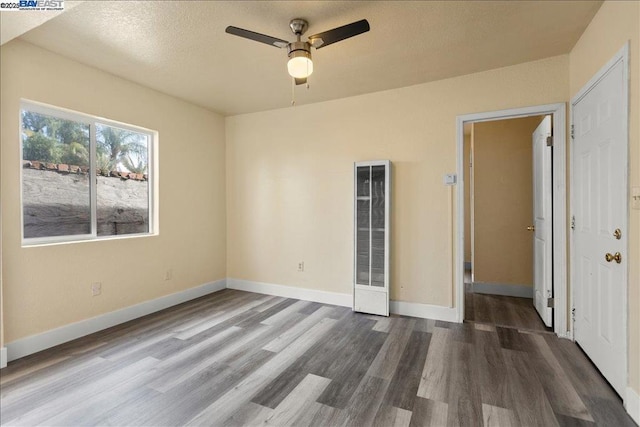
[225,18,370,85]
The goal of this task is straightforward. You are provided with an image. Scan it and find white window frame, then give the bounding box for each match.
[20,99,157,246]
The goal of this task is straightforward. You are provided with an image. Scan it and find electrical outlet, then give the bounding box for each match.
[298,262,304,272]
[91,282,102,296]
[165,269,173,281]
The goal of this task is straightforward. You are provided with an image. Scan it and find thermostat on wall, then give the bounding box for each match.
[443,173,457,186]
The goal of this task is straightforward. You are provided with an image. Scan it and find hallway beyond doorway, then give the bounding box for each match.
[464,271,550,332]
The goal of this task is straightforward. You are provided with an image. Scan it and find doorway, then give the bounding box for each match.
[463,115,550,331]
[455,103,568,337]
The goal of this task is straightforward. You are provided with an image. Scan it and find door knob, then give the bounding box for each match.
[526,225,535,232]
[605,252,622,264]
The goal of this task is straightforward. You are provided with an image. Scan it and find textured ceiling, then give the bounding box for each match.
[13,1,601,116]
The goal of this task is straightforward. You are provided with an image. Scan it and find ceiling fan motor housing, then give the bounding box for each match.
[288,41,311,57]
[289,18,308,36]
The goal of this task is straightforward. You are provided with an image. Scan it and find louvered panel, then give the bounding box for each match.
[357,167,370,197]
[356,227,370,285]
[354,160,390,315]
[371,230,385,287]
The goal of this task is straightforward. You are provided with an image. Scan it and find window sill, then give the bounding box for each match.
[21,232,159,248]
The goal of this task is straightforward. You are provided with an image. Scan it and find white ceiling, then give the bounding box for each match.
[8,1,602,116]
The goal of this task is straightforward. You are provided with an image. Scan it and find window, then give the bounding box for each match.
[21,101,155,244]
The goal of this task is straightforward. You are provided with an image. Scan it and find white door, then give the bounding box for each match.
[573,53,627,397]
[532,116,553,327]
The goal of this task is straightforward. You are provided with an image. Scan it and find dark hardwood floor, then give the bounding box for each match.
[0,289,634,426]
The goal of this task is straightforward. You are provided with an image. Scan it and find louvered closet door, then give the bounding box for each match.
[354,161,390,316]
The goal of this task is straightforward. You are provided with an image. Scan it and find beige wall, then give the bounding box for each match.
[1,142,3,351]
[568,0,640,395]
[226,54,569,307]
[0,40,227,344]
[463,133,471,265]
[473,116,543,286]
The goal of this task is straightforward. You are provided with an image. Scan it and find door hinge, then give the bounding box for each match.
[546,136,553,147]
[571,307,576,322]
[570,124,575,139]
[571,215,576,230]
[547,297,555,308]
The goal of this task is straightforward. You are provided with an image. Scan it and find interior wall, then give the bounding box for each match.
[463,133,471,266]
[226,54,569,308]
[0,40,227,344]
[568,0,640,395]
[1,143,3,354]
[472,116,543,287]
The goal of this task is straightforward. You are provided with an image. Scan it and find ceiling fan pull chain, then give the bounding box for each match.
[291,77,296,106]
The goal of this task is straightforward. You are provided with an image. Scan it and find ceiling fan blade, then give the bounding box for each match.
[225,26,289,48]
[294,77,307,86]
[308,19,369,49]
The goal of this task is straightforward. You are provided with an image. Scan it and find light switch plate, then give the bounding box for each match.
[444,173,457,186]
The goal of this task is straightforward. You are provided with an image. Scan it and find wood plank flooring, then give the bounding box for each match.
[0,289,635,426]
[464,283,551,332]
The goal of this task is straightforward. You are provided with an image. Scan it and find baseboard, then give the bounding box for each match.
[0,347,7,369]
[5,279,227,363]
[472,282,533,298]
[390,300,458,322]
[626,387,640,425]
[228,278,458,323]
[227,278,352,308]
[556,330,573,340]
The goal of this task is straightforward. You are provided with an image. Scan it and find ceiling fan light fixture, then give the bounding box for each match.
[288,55,313,78]
[287,42,313,78]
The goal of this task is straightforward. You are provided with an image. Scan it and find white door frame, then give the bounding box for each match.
[569,43,629,396]
[455,103,568,338]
